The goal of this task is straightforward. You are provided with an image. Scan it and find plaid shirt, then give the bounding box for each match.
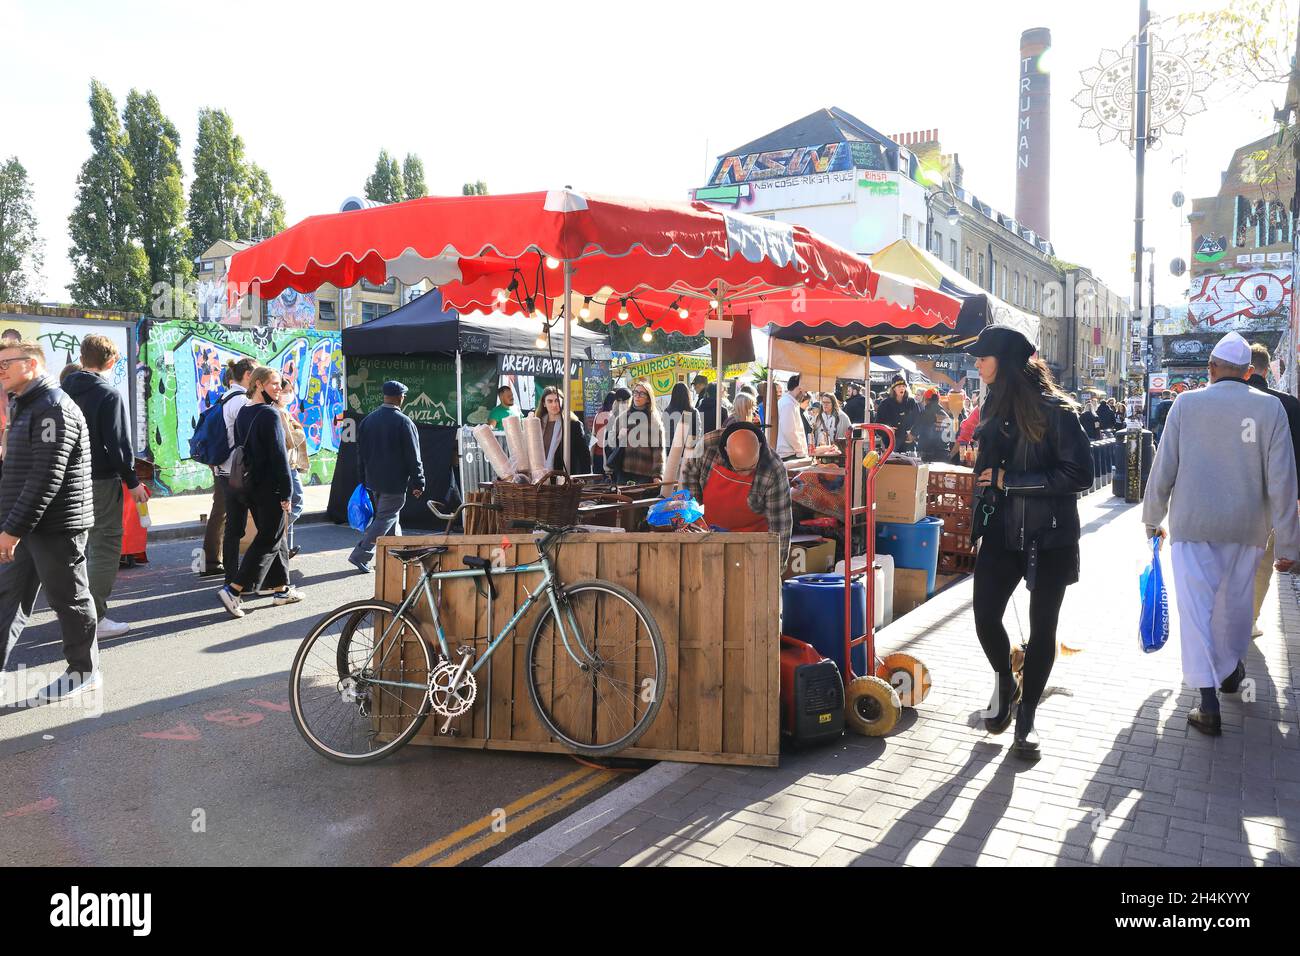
[683,429,792,563]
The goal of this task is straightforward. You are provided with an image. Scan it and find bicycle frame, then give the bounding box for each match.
[362,545,590,693]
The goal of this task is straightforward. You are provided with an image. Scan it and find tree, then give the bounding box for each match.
[403,154,427,199]
[365,149,404,203]
[1180,0,1296,94]
[187,108,288,261]
[462,180,489,196]
[123,89,191,313]
[67,79,149,312]
[0,157,45,303]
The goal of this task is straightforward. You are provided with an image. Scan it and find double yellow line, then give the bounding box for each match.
[394,766,620,867]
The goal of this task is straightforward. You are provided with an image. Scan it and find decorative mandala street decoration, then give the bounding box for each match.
[1072,32,1211,149]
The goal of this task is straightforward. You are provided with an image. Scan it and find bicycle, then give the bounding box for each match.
[289,501,666,764]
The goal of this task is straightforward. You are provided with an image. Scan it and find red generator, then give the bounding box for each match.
[780,636,845,747]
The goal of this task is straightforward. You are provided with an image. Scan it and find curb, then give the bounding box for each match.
[146,511,336,543]
[486,761,695,867]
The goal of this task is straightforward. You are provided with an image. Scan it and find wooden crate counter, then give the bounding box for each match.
[374,532,781,767]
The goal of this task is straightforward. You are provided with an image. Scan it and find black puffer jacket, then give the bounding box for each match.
[971,395,1093,552]
[0,375,94,537]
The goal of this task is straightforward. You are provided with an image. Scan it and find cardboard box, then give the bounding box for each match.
[875,461,930,524]
[893,568,930,618]
[786,537,836,577]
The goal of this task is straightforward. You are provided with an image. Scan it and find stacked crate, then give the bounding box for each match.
[927,465,977,575]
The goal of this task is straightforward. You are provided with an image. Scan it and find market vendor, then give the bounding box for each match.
[487,385,521,428]
[682,421,792,563]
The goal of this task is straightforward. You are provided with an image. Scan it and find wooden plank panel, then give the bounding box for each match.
[547,541,598,748]
[470,543,492,741]
[509,539,549,743]
[722,543,746,754]
[635,541,679,751]
[595,541,639,747]
[764,537,781,757]
[675,542,703,752]
[488,537,523,742]
[693,540,726,754]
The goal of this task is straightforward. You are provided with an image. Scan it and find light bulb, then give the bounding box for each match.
[709,298,719,309]
[678,306,689,319]
[496,289,508,304]
[618,302,629,321]
[545,256,559,270]
[642,328,653,343]
[579,302,591,321]
[533,309,546,322]
[535,334,548,348]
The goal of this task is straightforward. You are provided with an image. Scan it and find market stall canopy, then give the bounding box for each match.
[766,239,1039,356]
[340,288,608,358]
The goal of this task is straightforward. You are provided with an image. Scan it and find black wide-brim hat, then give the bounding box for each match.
[967,325,1036,365]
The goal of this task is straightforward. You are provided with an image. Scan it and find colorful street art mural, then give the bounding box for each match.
[265,289,317,329]
[1187,269,1292,331]
[0,319,134,458]
[142,321,343,494]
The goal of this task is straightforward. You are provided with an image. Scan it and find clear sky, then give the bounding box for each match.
[1,0,1292,309]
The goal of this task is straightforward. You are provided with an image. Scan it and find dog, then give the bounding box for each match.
[1010,641,1082,675]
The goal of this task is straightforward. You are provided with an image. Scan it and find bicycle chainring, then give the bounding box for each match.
[427,662,477,718]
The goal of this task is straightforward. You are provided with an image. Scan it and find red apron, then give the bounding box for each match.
[702,463,769,533]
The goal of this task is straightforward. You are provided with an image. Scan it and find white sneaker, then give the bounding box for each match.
[96,618,130,638]
[273,587,305,606]
[218,586,245,618]
[36,669,101,703]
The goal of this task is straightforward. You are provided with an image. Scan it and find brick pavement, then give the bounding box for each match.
[533,492,1300,867]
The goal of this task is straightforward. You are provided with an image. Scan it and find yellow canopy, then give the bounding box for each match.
[869,239,946,290]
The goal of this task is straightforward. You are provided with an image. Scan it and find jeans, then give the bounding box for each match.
[348,491,406,566]
[287,471,305,550]
[86,477,124,620]
[0,530,98,674]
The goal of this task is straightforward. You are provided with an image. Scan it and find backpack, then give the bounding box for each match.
[189,392,236,466]
[227,405,271,497]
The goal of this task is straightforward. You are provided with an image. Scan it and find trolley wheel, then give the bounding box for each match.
[1010,643,1026,676]
[877,652,932,709]
[844,676,901,737]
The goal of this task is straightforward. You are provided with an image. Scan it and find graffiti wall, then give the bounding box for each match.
[0,319,134,456]
[265,289,317,329]
[1187,269,1292,332]
[142,321,344,494]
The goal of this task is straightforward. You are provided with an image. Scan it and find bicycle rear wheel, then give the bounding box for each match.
[289,600,434,764]
[526,580,666,757]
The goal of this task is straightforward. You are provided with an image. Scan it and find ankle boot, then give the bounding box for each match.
[984,670,1022,735]
[1011,703,1040,759]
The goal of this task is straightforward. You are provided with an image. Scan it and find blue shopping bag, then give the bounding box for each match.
[347,484,374,533]
[1138,536,1170,653]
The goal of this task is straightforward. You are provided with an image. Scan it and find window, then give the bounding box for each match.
[978,252,985,287]
[360,278,397,294]
[198,260,215,274]
[1002,265,1008,300]
[933,231,943,257]
[1013,272,1020,306]
[902,215,912,243]
[964,247,973,278]
[361,301,394,323]
[319,300,336,325]
[950,239,958,269]
[917,221,924,246]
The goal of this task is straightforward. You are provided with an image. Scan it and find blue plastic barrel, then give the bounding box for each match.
[875,516,942,594]
[781,574,868,677]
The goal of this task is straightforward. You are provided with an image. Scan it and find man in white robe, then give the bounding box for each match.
[1142,331,1299,735]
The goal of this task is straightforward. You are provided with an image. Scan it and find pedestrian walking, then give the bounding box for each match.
[216,367,303,617]
[1142,332,1299,735]
[968,326,1092,759]
[0,340,99,699]
[774,375,809,460]
[347,381,425,574]
[61,334,149,638]
[204,358,257,579]
[843,383,867,425]
[875,376,921,455]
[277,380,310,560]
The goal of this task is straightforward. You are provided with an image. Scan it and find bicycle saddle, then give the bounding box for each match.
[461,556,491,569]
[389,545,448,563]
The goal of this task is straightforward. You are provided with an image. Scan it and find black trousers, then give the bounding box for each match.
[230,492,289,593]
[0,530,97,673]
[220,475,244,586]
[972,534,1071,715]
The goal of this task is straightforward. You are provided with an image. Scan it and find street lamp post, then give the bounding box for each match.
[923,184,961,258]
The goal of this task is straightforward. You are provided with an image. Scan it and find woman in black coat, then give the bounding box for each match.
[968,326,1092,759]
[666,382,703,448]
[536,385,592,474]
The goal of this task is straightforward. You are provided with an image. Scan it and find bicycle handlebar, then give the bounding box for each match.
[427,500,502,526]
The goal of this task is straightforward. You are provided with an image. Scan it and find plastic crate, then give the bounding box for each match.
[937,511,972,534]
[939,551,978,574]
[940,530,976,556]
[928,469,976,496]
[927,492,973,513]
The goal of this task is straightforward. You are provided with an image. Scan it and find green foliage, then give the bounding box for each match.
[606,321,706,355]
[186,108,287,262]
[67,80,149,312]
[402,154,427,199]
[462,180,489,196]
[365,149,404,203]
[0,156,45,303]
[1179,0,1297,94]
[123,89,191,313]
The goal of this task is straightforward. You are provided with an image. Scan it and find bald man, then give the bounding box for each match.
[683,421,792,562]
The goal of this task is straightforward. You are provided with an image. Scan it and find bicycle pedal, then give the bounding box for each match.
[456,645,476,659]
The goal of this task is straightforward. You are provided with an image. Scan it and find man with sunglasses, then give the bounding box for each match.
[0,341,98,701]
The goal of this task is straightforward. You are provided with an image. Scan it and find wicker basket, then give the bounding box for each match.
[493,471,582,527]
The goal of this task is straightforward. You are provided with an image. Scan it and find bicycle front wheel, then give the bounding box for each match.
[289,600,434,764]
[526,580,666,756]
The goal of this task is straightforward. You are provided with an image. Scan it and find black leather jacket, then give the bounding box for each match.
[971,395,1093,552]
